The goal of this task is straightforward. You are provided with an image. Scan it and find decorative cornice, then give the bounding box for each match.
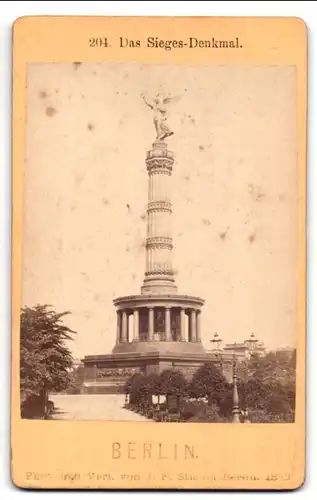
[147,237,172,245]
[149,169,171,176]
[147,201,172,213]
[96,367,141,379]
[145,269,174,276]
[147,243,173,250]
[113,293,205,309]
[146,236,173,250]
[146,148,174,161]
[146,157,174,173]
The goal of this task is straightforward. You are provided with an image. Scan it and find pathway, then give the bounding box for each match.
[50,394,149,421]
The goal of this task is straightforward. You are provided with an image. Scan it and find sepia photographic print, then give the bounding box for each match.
[11,16,306,491]
[20,62,297,425]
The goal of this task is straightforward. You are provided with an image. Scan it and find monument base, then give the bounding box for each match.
[82,350,217,395]
[112,340,206,355]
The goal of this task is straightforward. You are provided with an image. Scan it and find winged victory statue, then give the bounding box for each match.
[141,92,181,141]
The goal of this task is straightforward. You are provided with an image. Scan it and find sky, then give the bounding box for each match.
[22,62,298,358]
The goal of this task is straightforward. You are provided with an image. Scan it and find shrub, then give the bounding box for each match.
[189,363,228,402]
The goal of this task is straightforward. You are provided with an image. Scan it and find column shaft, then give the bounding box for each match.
[116,311,121,344]
[148,308,154,341]
[122,310,128,343]
[196,311,201,342]
[190,310,197,342]
[165,308,171,341]
[133,309,139,342]
[180,308,186,341]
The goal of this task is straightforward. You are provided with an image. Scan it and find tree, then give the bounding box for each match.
[67,364,85,394]
[20,304,76,418]
[124,374,153,409]
[238,378,268,411]
[189,363,228,403]
[125,371,187,415]
[159,370,188,397]
[146,373,164,409]
[123,373,144,396]
[124,373,144,406]
[224,350,297,422]
[159,370,188,413]
[246,349,296,420]
[248,349,296,386]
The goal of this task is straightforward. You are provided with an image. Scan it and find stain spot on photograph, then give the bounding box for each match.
[256,192,265,202]
[249,232,256,243]
[188,114,196,124]
[56,238,63,252]
[248,184,266,202]
[219,227,229,240]
[45,106,57,117]
[75,173,84,185]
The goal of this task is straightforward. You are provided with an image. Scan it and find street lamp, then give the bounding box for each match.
[209,332,222,353]
[232,346,241,423]
[210,332,223,371]
[245,332,259,358]
[209,335,241,422]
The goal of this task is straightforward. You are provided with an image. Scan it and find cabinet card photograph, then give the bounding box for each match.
[11,16,307,490]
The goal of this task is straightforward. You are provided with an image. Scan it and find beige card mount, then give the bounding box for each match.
[11,16,307,490]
